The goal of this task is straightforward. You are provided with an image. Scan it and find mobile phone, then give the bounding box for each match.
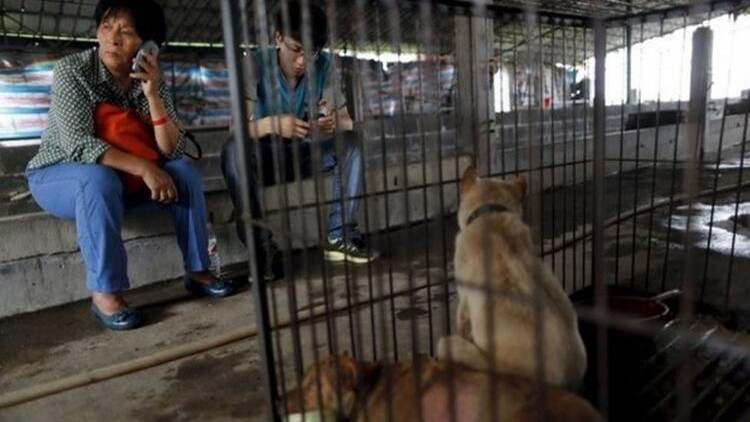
[131,40,159,72]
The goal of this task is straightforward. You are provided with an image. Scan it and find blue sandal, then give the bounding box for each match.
[184,275,236,298]
[91,302,142,331]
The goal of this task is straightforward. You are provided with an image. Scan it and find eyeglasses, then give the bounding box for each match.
[282,38,320,61]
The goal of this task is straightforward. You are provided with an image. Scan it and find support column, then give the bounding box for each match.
[676,24,713,422]
[455,12,494,175]
[625,0,634,104]
[626,23,633,104]
[592,18,609,419]
[687,27,713,160]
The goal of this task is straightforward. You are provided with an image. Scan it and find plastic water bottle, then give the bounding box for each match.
[207,213,221,277]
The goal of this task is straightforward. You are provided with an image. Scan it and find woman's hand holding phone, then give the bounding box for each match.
[130,41,161,99]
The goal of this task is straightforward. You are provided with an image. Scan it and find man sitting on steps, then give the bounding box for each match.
[221,0,380,281]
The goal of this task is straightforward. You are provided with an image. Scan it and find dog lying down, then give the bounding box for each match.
[281,354,603,422]
[438,167,587,391]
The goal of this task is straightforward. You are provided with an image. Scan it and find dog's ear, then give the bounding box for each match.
[511,176,527,201]
[461,166,478,194]
[336,354,359,390]
[324,355,360,418]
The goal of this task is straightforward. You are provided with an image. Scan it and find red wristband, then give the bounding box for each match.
[152,116,169,126]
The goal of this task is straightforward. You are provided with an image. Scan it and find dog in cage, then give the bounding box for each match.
[280,353,603,422]
[437,167,587,392]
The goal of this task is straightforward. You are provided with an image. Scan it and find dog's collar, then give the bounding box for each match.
[465,203,511,226]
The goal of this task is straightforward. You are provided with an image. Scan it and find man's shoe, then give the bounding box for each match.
[91,302,142,331]
[184,275,236,297]
[324,237,380,264]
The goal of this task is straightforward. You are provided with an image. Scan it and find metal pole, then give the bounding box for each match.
[625,0,632,104]
[454,15,475,159]
[676,25,712,422]
[696,27,713,161]
[683,25,712,310]
[592,18,609,419]
[219,1,279,421]
[625,23,632,104]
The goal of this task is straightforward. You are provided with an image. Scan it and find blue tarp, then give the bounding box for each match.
[0,53,231,140]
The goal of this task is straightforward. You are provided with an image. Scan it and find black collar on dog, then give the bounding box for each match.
[465,203,511,227]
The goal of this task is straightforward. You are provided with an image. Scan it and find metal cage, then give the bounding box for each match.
[3,0,749,420]
[216,1,750,421]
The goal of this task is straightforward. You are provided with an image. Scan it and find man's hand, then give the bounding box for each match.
[271,114,309,139]
[316,99,336,134]
[316,114,336,134]
[141,163,178,203]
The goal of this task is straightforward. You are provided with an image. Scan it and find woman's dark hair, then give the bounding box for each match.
[275,1,328,51]
[95,0,167,46]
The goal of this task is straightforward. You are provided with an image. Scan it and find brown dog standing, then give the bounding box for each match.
[437,167,587,391]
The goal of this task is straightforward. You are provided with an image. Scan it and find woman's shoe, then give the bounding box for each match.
[91,302,142,331]
[184,275,236,298]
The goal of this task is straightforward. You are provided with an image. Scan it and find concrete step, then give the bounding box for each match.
[362,113,454,137]
[0,154,470,318]
[0,129,460,219]
[0,143,37,176]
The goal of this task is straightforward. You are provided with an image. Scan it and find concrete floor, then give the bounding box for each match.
[0,278,268,422]
[0,218,461,422]
[4,146,750,421]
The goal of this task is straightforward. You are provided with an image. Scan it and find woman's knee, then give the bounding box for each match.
[164,159,203,192]
[82,165,123,197]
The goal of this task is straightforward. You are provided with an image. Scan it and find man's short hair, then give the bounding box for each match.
[275,0,328,52]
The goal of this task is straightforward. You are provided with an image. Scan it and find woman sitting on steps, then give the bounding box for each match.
[25,0,236,331]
